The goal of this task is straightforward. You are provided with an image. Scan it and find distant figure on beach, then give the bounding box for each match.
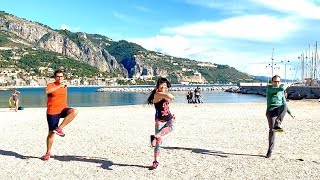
[147,77,175,170]
[265,75,293,158]
[43,69,78,161]
[194,86,202,103]
[186,90,193,103]
[9,89,20,111]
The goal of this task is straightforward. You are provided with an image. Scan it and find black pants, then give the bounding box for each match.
[195,95,201,103]
[266,104,287,152]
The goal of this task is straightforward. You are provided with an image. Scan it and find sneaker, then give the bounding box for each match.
[53,128,65,137]
[43,152,50,161]
[150,135,156,147]
[152,161,159,169]
[273,127,284,133]
[265,151,272,158]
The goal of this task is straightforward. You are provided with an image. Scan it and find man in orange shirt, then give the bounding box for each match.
[43,69,78,161]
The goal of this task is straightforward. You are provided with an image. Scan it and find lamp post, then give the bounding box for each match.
[273,66,280,76]
[265,64,272,83]
[281,60,290,84]
[298,55,301,81]
[289,68,295,84]
[271,58,274,77]
[271,48,274,77]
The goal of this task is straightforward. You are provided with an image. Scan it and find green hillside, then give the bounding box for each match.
[0,10,259,84]
[0,48,100,78]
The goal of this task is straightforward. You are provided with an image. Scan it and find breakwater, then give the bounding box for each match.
[226,85,320,100]
[96,85,237,92]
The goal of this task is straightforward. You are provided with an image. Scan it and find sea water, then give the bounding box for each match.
[0,86,265,108]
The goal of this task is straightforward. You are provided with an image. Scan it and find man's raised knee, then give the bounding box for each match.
[68,108,78,116]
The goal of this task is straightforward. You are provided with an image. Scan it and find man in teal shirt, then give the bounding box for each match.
[265,75,291,158]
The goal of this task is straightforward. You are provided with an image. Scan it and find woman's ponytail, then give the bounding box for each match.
[147,89,157,104]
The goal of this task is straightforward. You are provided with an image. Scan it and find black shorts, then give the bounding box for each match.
[47,108,72,131]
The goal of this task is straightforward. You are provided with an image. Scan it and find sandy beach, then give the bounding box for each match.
[0,101,319,179]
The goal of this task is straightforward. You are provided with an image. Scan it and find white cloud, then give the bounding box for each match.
[112,11,128,21]
[60,24,80,32]
[131,35,195,58]
[257,0,320,19]
[162,15,299,42]
[131,35,247,66]
[134,5,151,13]
[112,11,137,23]
[60,24,70,30]
[129,1,313,80]
[131,32,301,79]
[184,0,250,10]
[130,14,300,77]
[186,0,320,19]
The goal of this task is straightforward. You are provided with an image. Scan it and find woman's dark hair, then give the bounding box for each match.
[147,77,171,104]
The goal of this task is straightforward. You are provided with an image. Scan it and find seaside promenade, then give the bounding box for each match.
[0,101,319,179]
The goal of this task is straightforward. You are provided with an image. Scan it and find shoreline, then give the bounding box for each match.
[0,99,318,109]
[0,83,236,89]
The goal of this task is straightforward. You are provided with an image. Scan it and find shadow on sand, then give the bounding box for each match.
[0,149,150,170]
[0,149,39,159]
[52,155,150,170]
[162,146,266,158]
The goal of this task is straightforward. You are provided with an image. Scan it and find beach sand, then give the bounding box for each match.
[0,101,319,179]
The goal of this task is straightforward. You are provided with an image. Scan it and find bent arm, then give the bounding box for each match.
[267,84,286,94]
[155,92,175,102]
[45,85,63,94]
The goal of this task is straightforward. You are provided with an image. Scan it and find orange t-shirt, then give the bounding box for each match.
[46,82,67,115]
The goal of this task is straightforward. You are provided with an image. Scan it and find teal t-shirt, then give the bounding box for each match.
[266,84,286,110]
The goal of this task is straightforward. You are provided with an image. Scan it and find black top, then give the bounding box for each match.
[154,99,173,121]
[194,88,200,96]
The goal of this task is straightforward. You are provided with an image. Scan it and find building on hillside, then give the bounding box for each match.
[29,79,39,86]
[139,75,153,80]
[0,78,6,85]
[197,62,217,68]
[181,71,205,84]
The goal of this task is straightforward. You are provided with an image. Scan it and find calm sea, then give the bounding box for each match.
[0,85,266,108]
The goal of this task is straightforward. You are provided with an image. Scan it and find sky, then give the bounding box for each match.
[1,0,320,80]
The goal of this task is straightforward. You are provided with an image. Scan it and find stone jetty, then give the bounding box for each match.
[225,85,320,100]
[96,86,237,92]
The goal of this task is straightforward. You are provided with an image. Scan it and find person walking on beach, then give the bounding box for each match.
[9,89,20,111]
[186,90,193,103]
[194,86,202,103]
[265,75,293,158]
[147,77,175,169]
[43,69,78,161]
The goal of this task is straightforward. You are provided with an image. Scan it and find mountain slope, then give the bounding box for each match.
[0,11,257,83]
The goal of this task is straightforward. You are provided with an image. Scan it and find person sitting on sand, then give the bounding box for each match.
[147,77,176,170]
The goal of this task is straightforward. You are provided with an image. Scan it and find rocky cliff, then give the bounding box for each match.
[0,12,174,79]
[0,11,256,83]
[0,12,125,74]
